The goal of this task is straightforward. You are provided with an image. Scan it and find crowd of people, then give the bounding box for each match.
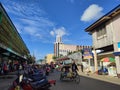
[0,59,88,77]
[0,61,26,75]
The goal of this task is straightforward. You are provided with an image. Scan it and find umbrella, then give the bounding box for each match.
[101,57,115,62]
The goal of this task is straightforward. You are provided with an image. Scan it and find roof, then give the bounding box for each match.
[85,4,120,32]
[56,56,70,61]
[0,3,30,56]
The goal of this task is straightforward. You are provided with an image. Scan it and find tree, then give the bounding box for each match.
[52,55,58,61]
[59,54,63,57]
[37,59,44,64]
[27,54,36,64]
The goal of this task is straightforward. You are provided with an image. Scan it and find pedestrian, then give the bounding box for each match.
[80,63,84,72]
[50,62,55,72]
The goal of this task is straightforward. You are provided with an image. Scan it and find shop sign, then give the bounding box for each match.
[83,48,93,59]
[117,42,120,51]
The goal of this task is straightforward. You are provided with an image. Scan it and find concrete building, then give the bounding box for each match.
[46,54,54,64]
[85,5,120,77]
[54,35,92,57]
[0,3,30,65]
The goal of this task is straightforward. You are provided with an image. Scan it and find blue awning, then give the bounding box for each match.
[113,52,120,56]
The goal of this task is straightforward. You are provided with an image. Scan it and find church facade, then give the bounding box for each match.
[54,35,92,57]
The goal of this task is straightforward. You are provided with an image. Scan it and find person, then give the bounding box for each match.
[45,63,50,76]
[61,64,71,77]
[71,61,78,74]
[3,62,8,75]
[80,63,84,72]
[50,62,55,72]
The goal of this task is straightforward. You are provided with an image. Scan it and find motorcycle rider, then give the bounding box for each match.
[71,60,78,75]
[45,63,50,76]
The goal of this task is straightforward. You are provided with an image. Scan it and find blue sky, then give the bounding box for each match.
[0,0,120,60]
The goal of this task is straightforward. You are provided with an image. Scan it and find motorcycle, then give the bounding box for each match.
[9,68,56,90]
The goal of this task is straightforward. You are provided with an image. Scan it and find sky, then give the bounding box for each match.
[0,0,120,60]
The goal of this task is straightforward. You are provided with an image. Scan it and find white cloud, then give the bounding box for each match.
[2,1,69,44]
[2,1,56,42]
[24,27,37,35]
[3,0,46,18]
[50,27,68,37]
[70,0,74,3]
[81,4,104,22]
[67,0,74,3]
[55,27,66,36]
[14,23,23,34]
[50,31,55,36]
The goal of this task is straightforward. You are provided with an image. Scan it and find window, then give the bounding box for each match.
[97,24,106,37]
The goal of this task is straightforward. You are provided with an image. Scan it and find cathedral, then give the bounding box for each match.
[54,35,92,57]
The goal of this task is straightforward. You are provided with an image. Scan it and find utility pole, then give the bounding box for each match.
[93,47,98,74]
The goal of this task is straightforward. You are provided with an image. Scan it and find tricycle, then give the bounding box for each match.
[60,65,80,84]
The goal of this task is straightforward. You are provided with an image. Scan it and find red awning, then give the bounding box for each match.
[56,56,70,61]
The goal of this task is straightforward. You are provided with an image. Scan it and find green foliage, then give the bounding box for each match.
[52,55,58,61]
[27,55,36,64]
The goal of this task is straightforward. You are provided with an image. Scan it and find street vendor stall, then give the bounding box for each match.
[107,62,117,76]
[100,57,117,76]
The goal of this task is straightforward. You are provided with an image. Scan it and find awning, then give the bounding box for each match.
[56,56,70,61]
[97,51,114,60]
[113,52,120,56]
[100,57,115,62]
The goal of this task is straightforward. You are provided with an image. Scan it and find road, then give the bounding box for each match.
[48,71,120,90]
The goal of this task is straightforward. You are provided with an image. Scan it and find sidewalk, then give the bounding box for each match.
[78,71,120,85]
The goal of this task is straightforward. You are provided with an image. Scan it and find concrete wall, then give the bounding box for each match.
[92,14,120,49]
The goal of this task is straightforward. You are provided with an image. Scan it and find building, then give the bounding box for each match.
[0,3,30,65]
[54,35,92,57]
[46,54,54,64]
[85,5,120,77]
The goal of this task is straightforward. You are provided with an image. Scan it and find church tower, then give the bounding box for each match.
[56,35,62,43]
[54,35,62,57]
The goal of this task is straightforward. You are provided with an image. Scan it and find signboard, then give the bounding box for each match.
[68,52,82,64]
[117,42,120,51]
[83,48,93,59]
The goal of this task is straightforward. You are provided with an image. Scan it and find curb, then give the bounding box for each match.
[78,72,120,85]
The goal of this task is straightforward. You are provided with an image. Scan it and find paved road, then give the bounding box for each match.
[48,71,120,90]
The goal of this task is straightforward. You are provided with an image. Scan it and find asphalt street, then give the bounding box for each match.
[48,71,120,90]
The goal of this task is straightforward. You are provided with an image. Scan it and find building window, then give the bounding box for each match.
[97,24,106,37]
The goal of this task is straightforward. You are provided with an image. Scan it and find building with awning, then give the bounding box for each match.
[0,3,30,62]
[85,4,120,77]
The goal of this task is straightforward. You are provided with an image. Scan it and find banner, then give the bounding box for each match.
[83,48,93,59]
[117,42,120,51]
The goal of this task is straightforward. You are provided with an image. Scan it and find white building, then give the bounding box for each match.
[54,35,92,57]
